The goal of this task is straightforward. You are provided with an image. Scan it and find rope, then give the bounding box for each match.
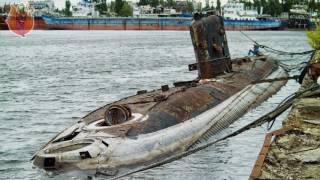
[239,31,315,56]
[274,49,315,73]
[278,61,309,72]
[252,75,300,84]
[263,46,315,56]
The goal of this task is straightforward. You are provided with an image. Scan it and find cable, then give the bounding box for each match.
[263,46,315,56]
[239,31,315,56]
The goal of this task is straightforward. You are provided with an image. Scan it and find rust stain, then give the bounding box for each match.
[83,59,277,137]
[308,61,320,80]
[249,125,296,180]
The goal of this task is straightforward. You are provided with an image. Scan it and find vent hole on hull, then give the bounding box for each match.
[104,105,131,126]
[102,140,109,147]
[44,157,55,168]
[79,151,92,159]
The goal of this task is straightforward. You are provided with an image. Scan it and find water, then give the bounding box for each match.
[0,30,312,180]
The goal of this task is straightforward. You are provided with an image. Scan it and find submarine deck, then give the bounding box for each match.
[79,56,278,138]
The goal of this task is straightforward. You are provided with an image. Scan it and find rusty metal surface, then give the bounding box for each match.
[190,15,232,79]
[249,125,296,180]
[309,61,320,80]
[32,59,286,174]
[81,58,277,138]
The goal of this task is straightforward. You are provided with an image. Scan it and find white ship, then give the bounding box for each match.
[222,0,259,20]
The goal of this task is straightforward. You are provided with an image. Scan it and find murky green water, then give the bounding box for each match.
[0,30,312,179]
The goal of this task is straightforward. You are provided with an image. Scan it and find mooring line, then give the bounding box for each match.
[252,75,300,84]
[239,31,315,56]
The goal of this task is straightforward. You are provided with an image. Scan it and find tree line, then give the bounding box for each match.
[138,0,177,8]
[3,0,318,17]
[239,0,320,17]
[97,0,133,17]
[62,0,132,17]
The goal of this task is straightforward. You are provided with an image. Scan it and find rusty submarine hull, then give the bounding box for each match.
[32,15,288,178]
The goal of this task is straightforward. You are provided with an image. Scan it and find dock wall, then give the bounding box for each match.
[250,50,320,179]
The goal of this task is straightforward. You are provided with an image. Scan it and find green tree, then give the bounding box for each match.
[138,0,149,6]
[306,23,320,50]
[160,0,165,6]
[186,0,194,13]
[240,0,253,8]
[273,0,282,16]
[150,0,159,7]
[308,0,316,12]
[266,0,281,16]
[282,0,302,12]
[195,2,202,12]
[216,0,221,12]
[94,0,108,15]
[253,0,261,14]
[119,2,133,17]
[243,0,283,16]
[110,1,115,12]
[166,0,176,8]
[64,0,72,16]
[115,0,124,14]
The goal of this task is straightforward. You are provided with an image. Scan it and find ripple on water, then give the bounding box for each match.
[0,30,311,180]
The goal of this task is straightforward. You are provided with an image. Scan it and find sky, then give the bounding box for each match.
[0,0,229,9]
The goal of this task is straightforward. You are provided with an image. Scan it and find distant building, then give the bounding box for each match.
[139,5,153,15]
[3,3,11,14]
[28,0,55,16]
[175,0,188,13]
[222,0,258,20]
[193,1,202,12]
[72,0,97,17]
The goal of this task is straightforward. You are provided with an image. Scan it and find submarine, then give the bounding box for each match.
[32,15,288,178]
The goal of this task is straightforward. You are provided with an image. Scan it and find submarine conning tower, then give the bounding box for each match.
[189,14,232,79]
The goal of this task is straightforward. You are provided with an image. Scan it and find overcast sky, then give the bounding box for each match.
[0,0,228,9]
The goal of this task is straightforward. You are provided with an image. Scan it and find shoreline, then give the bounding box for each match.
[250,50,320,179]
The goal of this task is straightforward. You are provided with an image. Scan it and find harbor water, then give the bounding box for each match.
[0,30,311,179]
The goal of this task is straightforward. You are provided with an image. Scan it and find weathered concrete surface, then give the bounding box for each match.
[257,51,320,179]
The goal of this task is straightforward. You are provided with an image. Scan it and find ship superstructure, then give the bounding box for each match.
[222,0,258,20]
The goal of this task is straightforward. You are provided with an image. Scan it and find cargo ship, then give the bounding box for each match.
[0,13,281,31]
[0,15,47,30]
[0,0,282,31]
[41,0,281,31]
[33,15,287,179]
[0,0,54,30]
[42,15,281,30]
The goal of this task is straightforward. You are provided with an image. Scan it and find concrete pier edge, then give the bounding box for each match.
[250,50,320,179]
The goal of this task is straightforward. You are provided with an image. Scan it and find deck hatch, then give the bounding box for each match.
[79,151,92,159]
[43,157,55,168]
